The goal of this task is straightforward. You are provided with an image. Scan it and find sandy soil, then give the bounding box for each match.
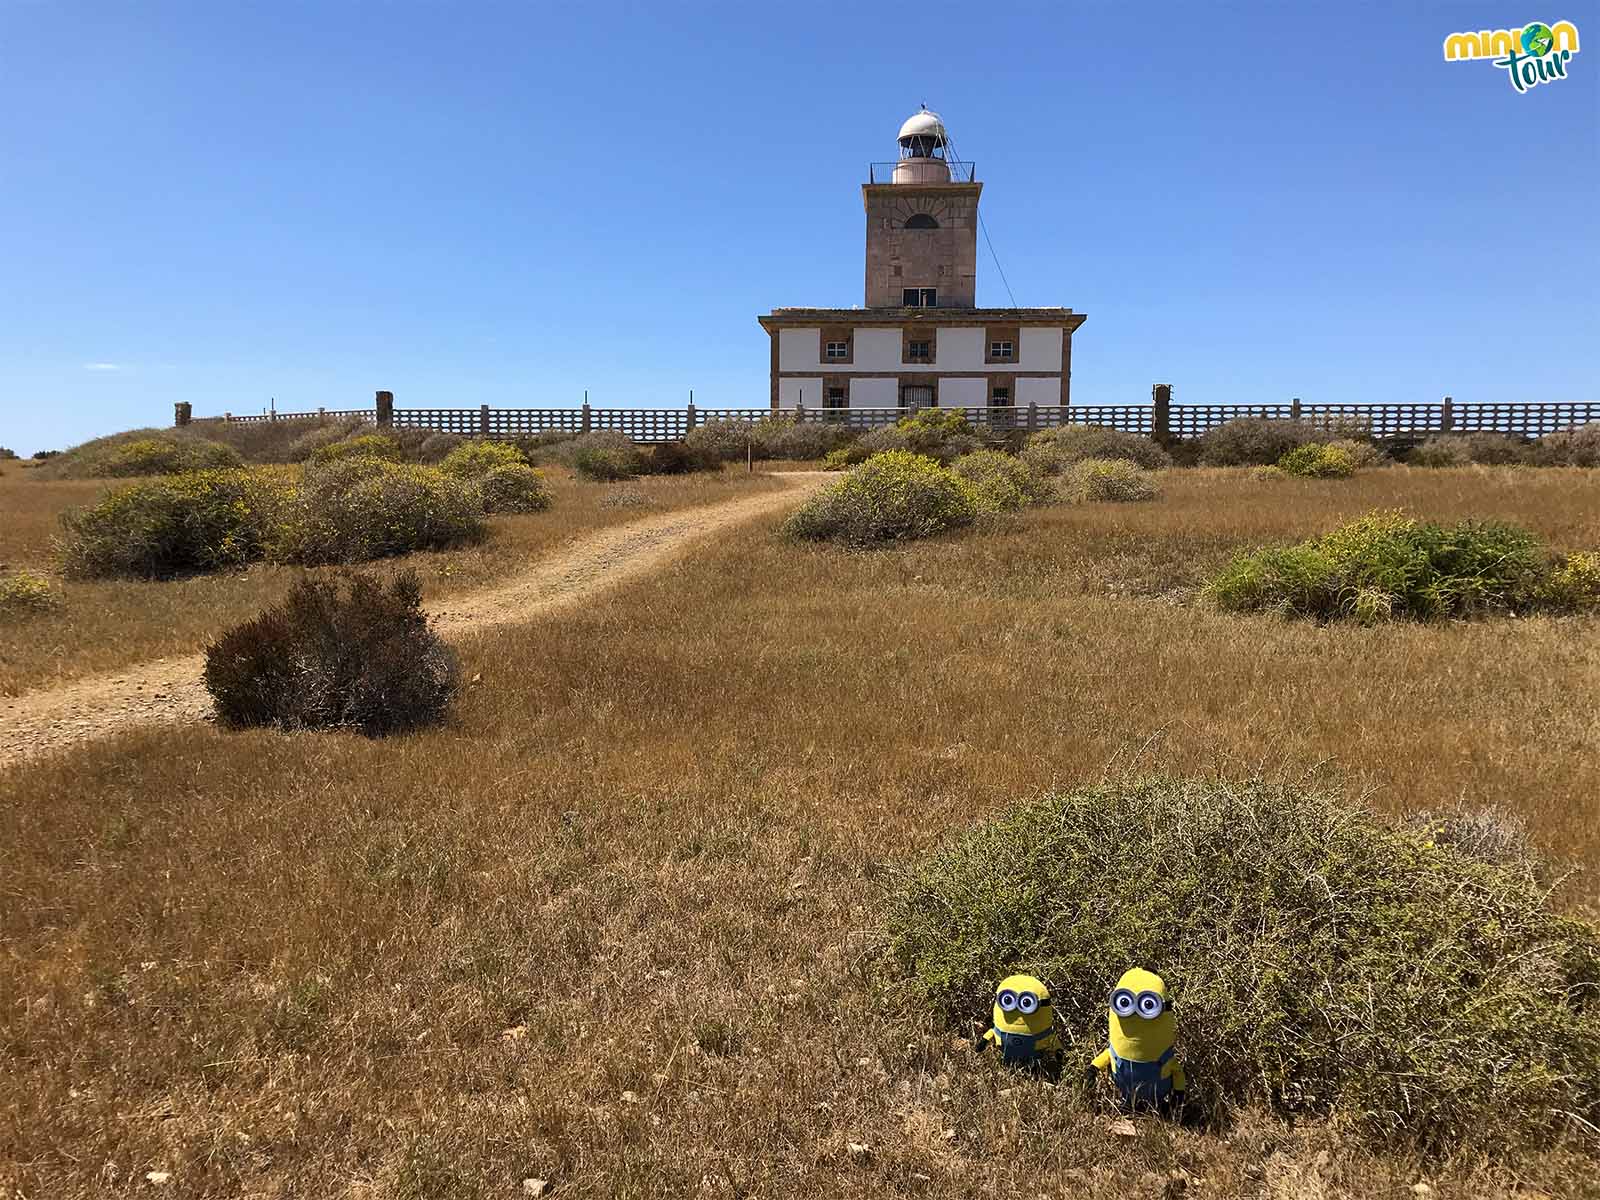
[0,474,823,767]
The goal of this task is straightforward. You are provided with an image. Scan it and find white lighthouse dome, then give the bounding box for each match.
[897,110,947,144]
[893,106,951,183]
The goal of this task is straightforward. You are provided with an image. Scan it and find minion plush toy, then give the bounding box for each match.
[1090,968,1186,1112]
[982,974,1060,1067]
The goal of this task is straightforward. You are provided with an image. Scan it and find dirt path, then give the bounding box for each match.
[0,474,824,768]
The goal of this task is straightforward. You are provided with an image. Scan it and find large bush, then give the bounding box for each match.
[855,411,979,465]
[1529,422,1600,467]
[285,419,368,462]
[1277,442,1356,478]
[1203,510,1575,622]
[475,463,552,513]
[883,777,1600,1152]
[766,420,857,461]
[783,451,978,547]
[684,418,755,462]
[204,570,458,736]
[646,440,723,475]
[1059,457,1159,503]
[280,459,485,564]
[47,432,244,478]
[1197,418,1322,466]
[58,469,288,579]
[438,440,528,478]
[550,430,645,478]
[1027,424,1171,470]
[949,450,1051,514]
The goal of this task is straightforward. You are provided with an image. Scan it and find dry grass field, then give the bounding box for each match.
[3,465,1598,1198]
[0,460,783,694]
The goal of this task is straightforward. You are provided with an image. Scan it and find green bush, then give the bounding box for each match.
[0,570,61,619]
[1198,418,1321,466]
[1059,457,1159,503]
[1529,421,1600,467]
[280,459,485,564]
[416,432,467,463]
[573,447,641,481]
[1027,424,1171,470]
[58,469,288,579]
[475,463,552,514]
[949,450,1052,514]
[684,418,755,462]
[858,417,979,465]
[782,451,978,547]
[438,440,529,478]
[1409,433,1528,468]
[550,430,645,475]
[882,776,1600,1153]
[1540,551,1600,610]
[312,434,403,464]
[285,419,368,462]
[204,570,458,737]
[1203,510,1576,622]
[1277,443,1356,478]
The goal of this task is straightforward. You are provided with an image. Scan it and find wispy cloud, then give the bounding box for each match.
[82,362,124,371]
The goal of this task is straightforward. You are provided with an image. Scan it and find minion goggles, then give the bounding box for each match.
[1110,987,1168,1019]
[995,987,1050,1015]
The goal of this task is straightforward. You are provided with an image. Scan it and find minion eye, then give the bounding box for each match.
[1111,988,1136,1017]
[1017,993,1038,1015]
[997,990,1018,1012]
[1137,991,1165,1019]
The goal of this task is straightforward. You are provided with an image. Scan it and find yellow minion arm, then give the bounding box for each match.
[1091,1047,1112,1072]
[1163,1058,1187,1091]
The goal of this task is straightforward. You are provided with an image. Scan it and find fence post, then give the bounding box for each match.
[581,402,592,434]
[1027,401,1038,433]
[795,400,805,423]
[686,402,697,432]
[1151,383,1172,445]
[1291,397,1302,421]
[318,406,326,418]
[479,404,490,438]
[1440,395,1454,433]
[376,390,394,427]
[224,412,232,423]
[174,402,191,427]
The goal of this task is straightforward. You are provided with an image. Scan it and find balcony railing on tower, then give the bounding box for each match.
[868,161,977,184]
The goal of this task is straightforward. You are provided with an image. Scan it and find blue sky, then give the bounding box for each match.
[2,1,1596,453]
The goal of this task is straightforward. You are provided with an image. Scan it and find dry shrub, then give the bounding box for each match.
[312,434,403,464]
[1407,807,1535,869]
[1204,510,1573,622]
[598,486,656,510]
[0,569,60,618]
[286,419,369,461]
[438,440,528,478]
[58,469,289,579]
[550,431,644,478]
[1540,551,1600,610]
[1198,418,1322,466]
[883,776,1600,1153]
[1277,443,1356,478]
[1060,458,1159,503]
[1409,433,1529,468]
[1327,438,1388,469]
[204,570,458,736]
[949,449,1052,513]
[1530,422,1600,467]
[783,450,978,546]
[683,418,754,462]
[1028,424,1171,470]
[281,459,485,564]
[415,432,466,463]
[645,441,723,475]
[1250,465,1287,483]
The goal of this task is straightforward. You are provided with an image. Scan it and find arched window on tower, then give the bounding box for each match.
[904,213,939,229]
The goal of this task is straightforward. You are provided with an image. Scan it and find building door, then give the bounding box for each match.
[900,384,935,409]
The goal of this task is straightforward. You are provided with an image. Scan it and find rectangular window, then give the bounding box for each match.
[825,341,849,360]
[989,340,1014,360]
[907,340,930,362]
[900,384,935,409]
[824,387,848,409]
[989,387,1012,407]
[901,288,938,308]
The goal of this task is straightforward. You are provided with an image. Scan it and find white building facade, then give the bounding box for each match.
[759,108,1085,412]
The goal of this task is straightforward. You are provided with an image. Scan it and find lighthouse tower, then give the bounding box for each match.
[758,107,1085,413]
[863,107,982,308]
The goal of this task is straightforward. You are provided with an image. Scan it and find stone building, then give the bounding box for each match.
[758,107,1085,413]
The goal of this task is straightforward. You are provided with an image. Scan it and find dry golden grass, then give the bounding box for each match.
[0,465,781,694]
[2,465,1597,1197]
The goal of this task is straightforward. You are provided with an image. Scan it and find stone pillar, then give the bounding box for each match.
[1151,384,1173,445]
[1027,402,1038,433]
[376,390,394,427]
[581,402,592,434]
[1440,395,1454,433]
[686,402,697,432]
[479,404,490,438]
[174,402,192,427]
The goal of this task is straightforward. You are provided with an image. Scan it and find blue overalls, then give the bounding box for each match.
[994,1029,1047,1065]
[1108,1046,1176,1105]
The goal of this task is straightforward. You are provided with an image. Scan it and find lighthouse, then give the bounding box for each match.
[758,107,1085,413]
